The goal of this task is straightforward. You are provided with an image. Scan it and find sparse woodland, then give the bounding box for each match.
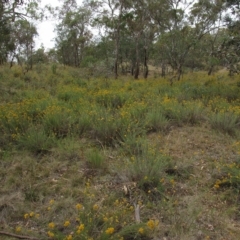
[0,1,240,240]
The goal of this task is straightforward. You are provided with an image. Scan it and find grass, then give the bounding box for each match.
[0,64,240,239]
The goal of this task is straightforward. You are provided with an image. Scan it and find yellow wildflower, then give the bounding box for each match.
[24,213,29,219]
[138,227,144,234]
[147,219,159,230]
[160,178,165,183]
[76,203,83,210]
[93,204,99,211]
[170,179,175,185]
[48,222,55,229]
[105,227,114,235]
[29,212,34,217]
[79,224,85,230]
[49,199,55,205]
[129,206,134,211]
[64,220,70,227]
[47,231,54,238]
[15,226,21,232]
[65,234,73,240]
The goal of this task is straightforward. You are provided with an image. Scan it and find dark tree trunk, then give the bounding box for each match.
[10,54,16,68]
[143,47,148,79]
[177,65,183,80]
[134,62,139,79]
[131,63,134,76]
[161,63,166,77]
[208,65,214,75]
[114,59,118,79]
[134,35,140,79]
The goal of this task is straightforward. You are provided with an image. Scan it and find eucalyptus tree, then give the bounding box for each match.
[55,0,92,67]
[87,0,127,79]
[0,0,41,65]
[0,0,24,64]
[12,19,38,69]
[31,45,49,64]
[220,0,240,75]
[152,0,225,80]
[122,0,156,79]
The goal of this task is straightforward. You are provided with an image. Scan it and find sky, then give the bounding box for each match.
[35,0,83,50]
[36,19,56,50]
[35,0,58,50]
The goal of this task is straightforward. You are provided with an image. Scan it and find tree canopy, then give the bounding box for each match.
[0,0,239,77]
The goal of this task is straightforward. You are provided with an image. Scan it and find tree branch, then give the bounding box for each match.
[0,231,41,240]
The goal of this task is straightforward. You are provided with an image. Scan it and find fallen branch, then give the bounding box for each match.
[0,231,41,240]
[134,203,141,223]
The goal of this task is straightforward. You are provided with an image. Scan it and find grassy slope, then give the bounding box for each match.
[0,64,240,240]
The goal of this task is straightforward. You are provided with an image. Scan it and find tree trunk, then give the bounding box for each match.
[161,63,166,78]
[30,44,33,70]
[131,63,134,76]
[208,65,214,75]
[143,47,148,79]
[114,1,123,79]
[114,59,118,79]
[134,35,140,80]
[177,65,183,80]
[134,62,139,79]
[10,54,16,68]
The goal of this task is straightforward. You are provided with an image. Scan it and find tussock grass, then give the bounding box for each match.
[0,65,240,239]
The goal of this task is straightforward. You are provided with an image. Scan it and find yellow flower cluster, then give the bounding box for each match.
[105,227,114,235]
[24,212,39,219]
[64,220,71,227]
[48,222,55,229]
[147,219,159,230]
[76,223,85,234]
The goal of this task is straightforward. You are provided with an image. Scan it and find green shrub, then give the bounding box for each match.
[127,148,172,194]
[161,100,204,126]
[120,134,148,156]
[91,108,124,145]
[75,114,92,136]
[51,64,57,74]
[146,109,170,133]
[213,158,240,191]
[43,106,75,138]
[209,112,239,135]
[86,149,106,170]
[17,126,56,154]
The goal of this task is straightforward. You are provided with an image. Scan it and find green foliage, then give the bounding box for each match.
[120,135,148,156]
[160,98,204,126]
[146,109,170,133]
[209,112,239,136]
[91,108,124,145]
[43,105,75,138]
[213,157,240,193]
[17,126,56,154]
[86,149,106,170]
[75,113,92,136]
[127,147,172,195]
[51,64,57,74]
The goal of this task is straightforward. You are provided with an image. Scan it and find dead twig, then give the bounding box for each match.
[0,231,41,240]
[134,203,141,223]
